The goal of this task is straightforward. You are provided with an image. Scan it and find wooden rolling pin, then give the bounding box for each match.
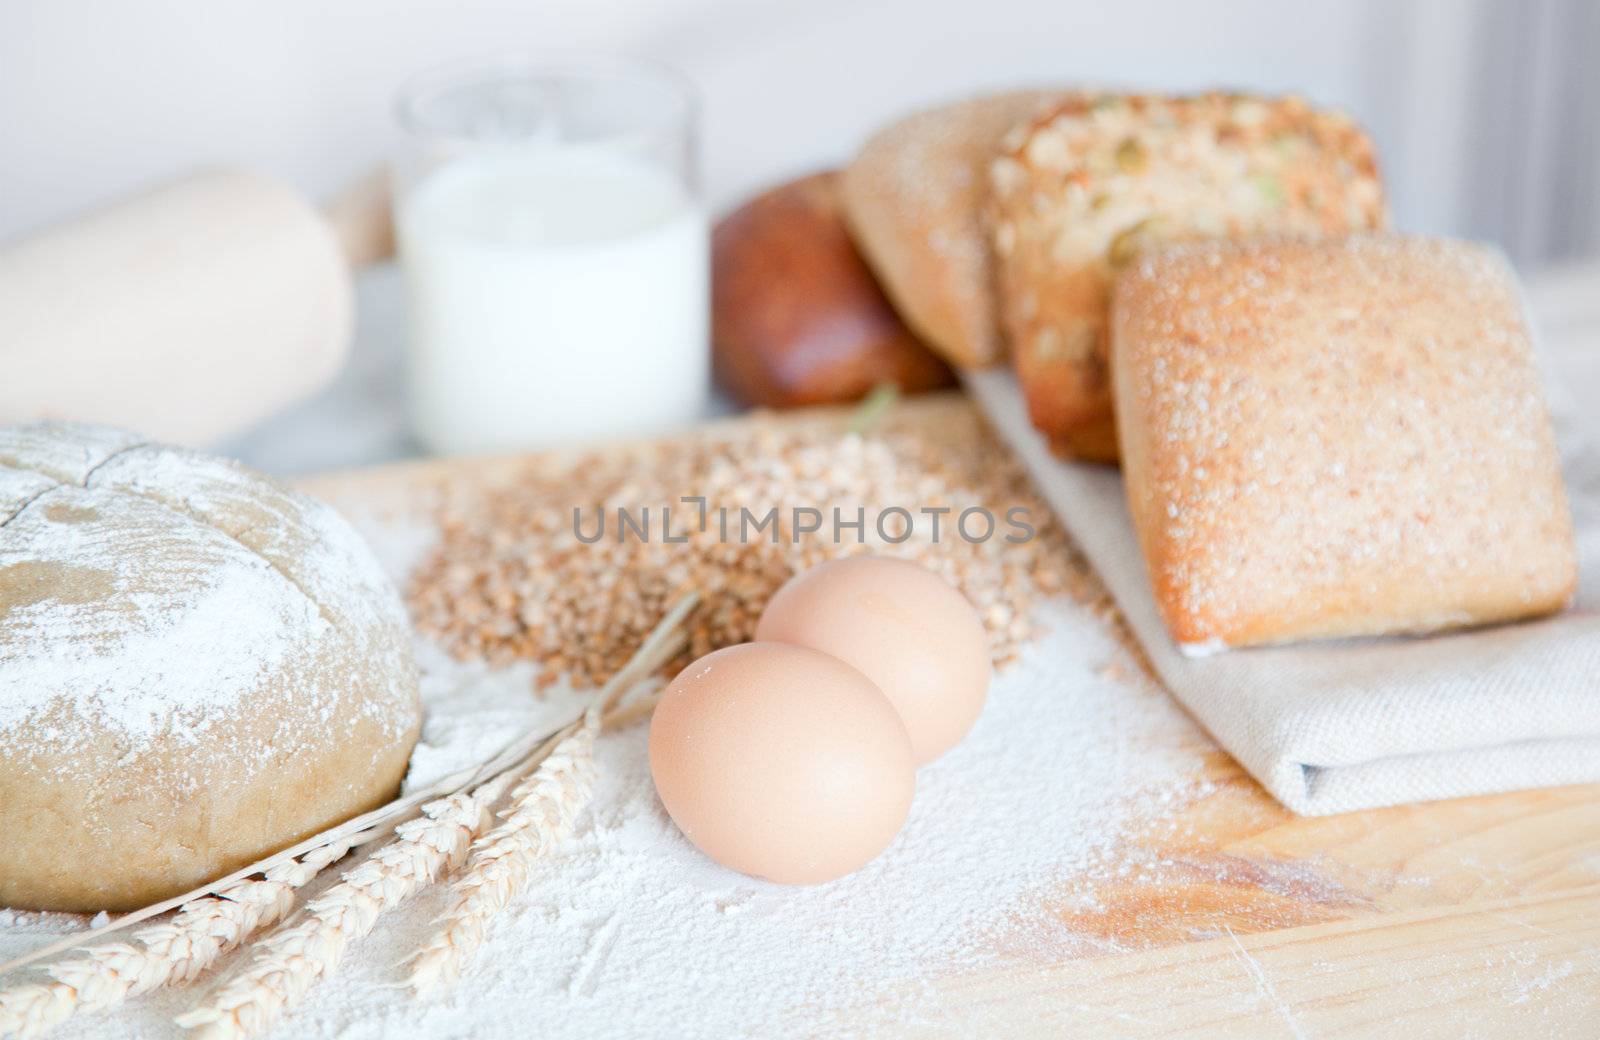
[0,169,394,445]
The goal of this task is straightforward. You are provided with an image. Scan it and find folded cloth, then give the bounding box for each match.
[968,366,1600,816]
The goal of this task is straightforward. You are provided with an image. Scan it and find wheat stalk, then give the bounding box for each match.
[0,737,532,982]
[0,700,623,984]
[173,770,520,1040]
[407,711,601,996]
[402,592,697,998]
[0,842,350,1040]
[404,598,696,998]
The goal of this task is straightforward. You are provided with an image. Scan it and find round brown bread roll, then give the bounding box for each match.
[0,422,421,912]
[712,170,953,408]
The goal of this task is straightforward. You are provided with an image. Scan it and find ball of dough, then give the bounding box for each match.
[649,643,915,884]
[0,422,421,912]
[756,556,989,763]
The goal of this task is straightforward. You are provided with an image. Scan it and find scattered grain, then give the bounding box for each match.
[408,412,1091,689]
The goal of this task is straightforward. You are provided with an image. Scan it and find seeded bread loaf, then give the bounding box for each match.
[991,93,1388,461]
[0,422,421,911]
[1113,236,1576,652]
[842,90,1065,368]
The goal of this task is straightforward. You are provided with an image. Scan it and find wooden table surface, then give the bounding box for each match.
[909,749,1600,1037]
[300,379,1600,1038]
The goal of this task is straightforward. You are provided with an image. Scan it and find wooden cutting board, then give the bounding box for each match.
[300,393,1600,1038]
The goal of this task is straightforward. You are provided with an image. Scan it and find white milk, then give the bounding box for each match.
[398,150,709,454]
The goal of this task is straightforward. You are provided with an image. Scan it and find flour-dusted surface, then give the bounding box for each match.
[363,611,1207,1038]
[0,479,1214,1036]
[8,366,1600,1033]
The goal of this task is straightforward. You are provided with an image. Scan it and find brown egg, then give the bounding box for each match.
[648,642,916,884]
[755,556,989,763]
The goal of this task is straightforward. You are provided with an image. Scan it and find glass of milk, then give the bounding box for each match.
[394,53,708,455]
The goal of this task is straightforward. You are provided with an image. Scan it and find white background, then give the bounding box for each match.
[2,0,1597,266]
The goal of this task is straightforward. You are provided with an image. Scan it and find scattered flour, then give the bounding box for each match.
[309,595,1211,1039]
[8,449,1599,1036]
[0,550,1211,1039]
[1509,961,1576,1006]
[9,387,1600,1034]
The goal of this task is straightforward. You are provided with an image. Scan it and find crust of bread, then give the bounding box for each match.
[1047,414,1120,464]
[712,171,953,407]
[0,426,421,912]
[1113,235,1577,649]
[991,92,1388,461]
[841,90,1065,368]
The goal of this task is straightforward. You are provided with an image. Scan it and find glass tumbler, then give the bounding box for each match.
[394,52,707,455]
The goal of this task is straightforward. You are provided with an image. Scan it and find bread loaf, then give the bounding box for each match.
[712,171,952,407]
[1113,236,1576,651]
[842,91,1065,368]
[0,422,421,911]
[991,92,1388,461]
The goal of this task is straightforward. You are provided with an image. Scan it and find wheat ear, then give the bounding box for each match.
[405,594,695,997]
[173,769,521,1040]
[407,712,600,996]
[0,842,350,1040]
[1,735,543,984]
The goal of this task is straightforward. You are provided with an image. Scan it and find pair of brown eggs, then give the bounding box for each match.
[648,555,990,884]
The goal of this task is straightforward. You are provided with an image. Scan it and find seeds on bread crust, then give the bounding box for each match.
[989,91,1390,462]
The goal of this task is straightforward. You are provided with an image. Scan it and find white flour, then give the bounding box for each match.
[0,484,1214,1037]
[334,602,1208,1039]
[0,422,416,758]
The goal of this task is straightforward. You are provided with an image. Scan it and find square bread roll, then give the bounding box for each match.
[1113,235,1577,652]
[991,93,1389,461]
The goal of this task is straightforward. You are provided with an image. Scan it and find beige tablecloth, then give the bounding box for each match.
[968,362,1600,816]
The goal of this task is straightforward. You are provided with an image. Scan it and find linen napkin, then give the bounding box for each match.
[967,366,1600,815]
